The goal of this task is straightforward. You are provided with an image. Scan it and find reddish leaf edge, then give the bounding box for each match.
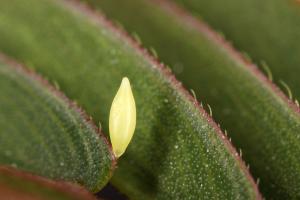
[0,166,97,199]
[61,0,262,198]
[0,52,117,187]
[156,0,300,115]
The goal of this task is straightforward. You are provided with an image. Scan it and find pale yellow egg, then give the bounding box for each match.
[109,77,136,158]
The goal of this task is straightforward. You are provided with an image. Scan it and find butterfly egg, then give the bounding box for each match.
[109,77,136,158]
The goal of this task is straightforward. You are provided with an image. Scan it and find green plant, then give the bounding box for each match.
[0,166,96,200]
[174,0,300,101]
[0,0,299,199]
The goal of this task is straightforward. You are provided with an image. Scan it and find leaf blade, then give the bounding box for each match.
[0,0,260,199]
[82,0,300,198]
[0,54,115,192]
[174,0,300,101]
[0,166,96,200]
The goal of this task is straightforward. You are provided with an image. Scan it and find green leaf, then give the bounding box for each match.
[80,0,300,198]
[0,0,260,199]
[0,54,115,192]
[0,166,96,200]
[173,0,300,102]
